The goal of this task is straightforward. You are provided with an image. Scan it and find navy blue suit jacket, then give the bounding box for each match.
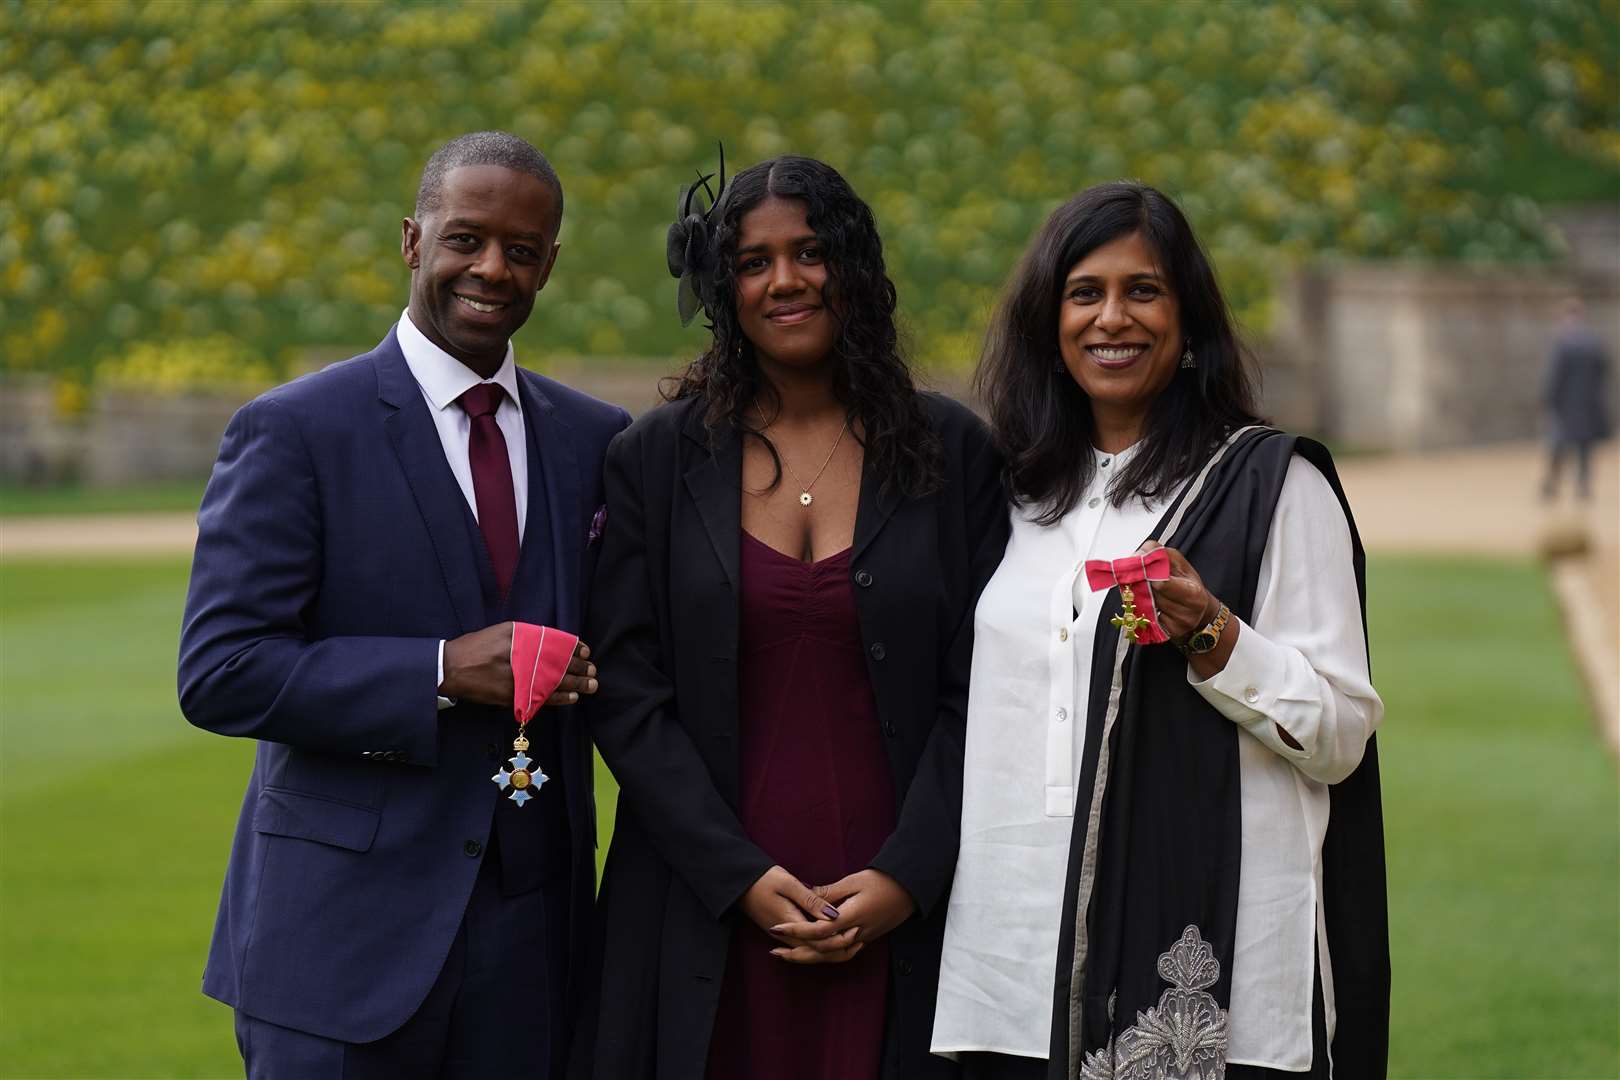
[178,329,629,1043]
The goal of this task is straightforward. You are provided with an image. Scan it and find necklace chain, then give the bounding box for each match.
[754,404,850,507]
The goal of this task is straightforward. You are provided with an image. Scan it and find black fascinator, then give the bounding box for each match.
[666,143,728,327]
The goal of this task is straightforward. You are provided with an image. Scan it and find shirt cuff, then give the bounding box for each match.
[1187,619,1308,761]
[436,639,456,711]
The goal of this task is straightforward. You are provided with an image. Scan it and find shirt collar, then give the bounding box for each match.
[396,309,521,412]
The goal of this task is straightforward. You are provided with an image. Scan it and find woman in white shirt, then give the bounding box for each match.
[932,182,1388,1080]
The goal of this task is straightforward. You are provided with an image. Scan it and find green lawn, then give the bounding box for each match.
[1,555,1615,1077]
[0,482,208,519]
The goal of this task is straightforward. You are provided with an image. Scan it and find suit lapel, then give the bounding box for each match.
[515,371,581,629]
[850,456,902,566]
[681,409,742,593]
[375,330,486,634]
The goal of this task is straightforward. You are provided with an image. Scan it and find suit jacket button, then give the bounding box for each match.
[463,840,483,858]
[898,959,914,976]
[855,569,873,587]
[387,751,403,762]
[882,720,897,738]
[869,642,887,661]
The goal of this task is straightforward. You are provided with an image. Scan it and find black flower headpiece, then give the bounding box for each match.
[666,143,728,327]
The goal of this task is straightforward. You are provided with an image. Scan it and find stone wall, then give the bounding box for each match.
[1269,263,1620,451]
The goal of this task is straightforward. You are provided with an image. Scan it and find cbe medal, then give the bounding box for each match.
[492,622,578,807]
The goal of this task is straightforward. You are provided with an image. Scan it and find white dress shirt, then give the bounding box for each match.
[395,310,529,703]
[931,445,1382,1071]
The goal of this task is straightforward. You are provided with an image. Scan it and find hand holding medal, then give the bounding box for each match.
[491,623,582,807]
[1084,548,1173,644]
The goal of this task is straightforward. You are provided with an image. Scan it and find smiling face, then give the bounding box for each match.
[732,196,839,374]
[1057,230,1184,448]
[402,164,561,375]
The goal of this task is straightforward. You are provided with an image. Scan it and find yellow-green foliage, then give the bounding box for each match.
[95,334,275,396]
[3,0,1617,384]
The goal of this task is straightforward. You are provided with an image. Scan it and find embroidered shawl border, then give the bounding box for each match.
[1064,425,1272,1079]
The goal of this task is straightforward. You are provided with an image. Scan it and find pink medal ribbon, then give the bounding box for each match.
[490,621,578,806]
[1083,549,1172,644]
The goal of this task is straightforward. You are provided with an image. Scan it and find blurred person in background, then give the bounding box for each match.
[577,154,1008,1080]
[179,131,628,1078]
[931,182,1389,1080]
[1542,296,1612,502]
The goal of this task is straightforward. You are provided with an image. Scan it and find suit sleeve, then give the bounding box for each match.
[177,396,442,764]
[869,419,1009,916]
[587,427,775,919]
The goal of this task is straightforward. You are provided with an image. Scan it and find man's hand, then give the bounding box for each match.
[546,640,598,706]
[442,624,597,707]
[738,866,861,965]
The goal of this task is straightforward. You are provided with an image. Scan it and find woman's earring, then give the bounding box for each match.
[1180,343,1196,369]
[1054,356,1066,373]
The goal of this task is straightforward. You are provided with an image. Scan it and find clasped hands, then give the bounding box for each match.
[440,622,599,706]
[739,864,915,965]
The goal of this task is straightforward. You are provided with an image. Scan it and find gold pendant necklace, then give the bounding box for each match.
[754,405,850,507]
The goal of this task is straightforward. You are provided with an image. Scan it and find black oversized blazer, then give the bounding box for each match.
[576,391,1009,1080]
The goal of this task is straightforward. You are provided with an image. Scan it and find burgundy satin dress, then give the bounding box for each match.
[705,532,898,1080]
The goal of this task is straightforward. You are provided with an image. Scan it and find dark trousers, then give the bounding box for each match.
[959,1052,1046,1080]
[1544,439,1595,499]
[235,840,569,1080]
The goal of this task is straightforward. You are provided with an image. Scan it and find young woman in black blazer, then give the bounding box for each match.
[578,155,1009,1080]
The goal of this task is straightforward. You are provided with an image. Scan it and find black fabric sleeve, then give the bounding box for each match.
[586,426,774,920]
[869,414,1010,916]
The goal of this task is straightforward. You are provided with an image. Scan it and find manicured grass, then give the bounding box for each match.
[1,555,1615,1076]
[0,482,207,518]
[1371,558,1619,1076]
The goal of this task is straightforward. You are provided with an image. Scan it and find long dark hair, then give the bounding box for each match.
[976,181,1260,524]
[664,155,941,499]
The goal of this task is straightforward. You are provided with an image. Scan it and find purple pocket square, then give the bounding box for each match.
[588,504,607,546]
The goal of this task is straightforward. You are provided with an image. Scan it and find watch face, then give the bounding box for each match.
[1189,630,1217,653]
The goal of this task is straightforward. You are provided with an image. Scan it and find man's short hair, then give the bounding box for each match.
[414,131,564,223]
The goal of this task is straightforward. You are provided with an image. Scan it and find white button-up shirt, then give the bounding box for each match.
[395,310,529,702]
[932,446,1383,1071]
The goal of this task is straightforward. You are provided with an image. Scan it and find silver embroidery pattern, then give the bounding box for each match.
[1078,925,1231,1080]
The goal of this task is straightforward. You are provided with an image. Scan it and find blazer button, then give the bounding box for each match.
[882,720,897,738]
[869,642,887,661]
[855,569,873,588]
[463,839,483,858]
[898,958,914,976]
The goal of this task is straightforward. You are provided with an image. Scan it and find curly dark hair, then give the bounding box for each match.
[663,155,941,499]
[976,181,1261,524]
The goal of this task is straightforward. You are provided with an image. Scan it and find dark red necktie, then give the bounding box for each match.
[458,383,519,597]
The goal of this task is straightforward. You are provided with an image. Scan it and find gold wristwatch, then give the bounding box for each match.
[1177,603,1231,656]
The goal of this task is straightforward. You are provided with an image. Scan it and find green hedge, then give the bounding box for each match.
[4,0,1616,387]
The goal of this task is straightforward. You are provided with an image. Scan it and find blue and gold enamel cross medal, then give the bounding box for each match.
[492,726,548,807]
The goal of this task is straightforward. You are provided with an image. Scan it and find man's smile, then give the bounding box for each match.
[454,293,508,314]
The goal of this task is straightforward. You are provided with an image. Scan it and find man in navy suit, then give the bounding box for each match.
[179,131,630,1078]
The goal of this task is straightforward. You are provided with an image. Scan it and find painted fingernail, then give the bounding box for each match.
[569,692,579,702]
[769,925,787,934]
[587,679,598,692]
[823,905,840,919]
